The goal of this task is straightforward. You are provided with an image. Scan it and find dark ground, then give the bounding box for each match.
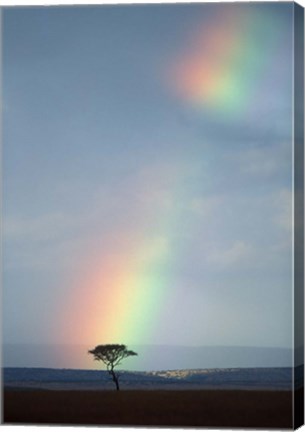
[3,388,295,429]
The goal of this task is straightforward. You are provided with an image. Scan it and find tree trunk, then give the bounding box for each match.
[110,369,120,391]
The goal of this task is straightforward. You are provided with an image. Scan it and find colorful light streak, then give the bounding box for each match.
[169,8,283,118]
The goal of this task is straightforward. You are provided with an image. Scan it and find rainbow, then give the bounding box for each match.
[169,7,283,119]
[58,164,187,363]
[56,6,287,368]
[83,235,171,345]
[63,228,172,351]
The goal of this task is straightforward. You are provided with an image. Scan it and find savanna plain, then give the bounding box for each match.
[3,388,299,429]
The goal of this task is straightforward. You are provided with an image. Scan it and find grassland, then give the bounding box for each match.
[3,388,295,428]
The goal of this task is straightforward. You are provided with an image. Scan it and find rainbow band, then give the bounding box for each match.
[57,6,288,370]
[59,166,186,366]
[170,8,283,118]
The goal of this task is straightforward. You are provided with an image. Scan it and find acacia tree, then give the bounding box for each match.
[88,344,138,390]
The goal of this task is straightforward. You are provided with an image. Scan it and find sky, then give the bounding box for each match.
[2,2,295,368]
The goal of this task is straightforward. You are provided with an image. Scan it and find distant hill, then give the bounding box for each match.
[3,343,295,370]
[3,366,302,391]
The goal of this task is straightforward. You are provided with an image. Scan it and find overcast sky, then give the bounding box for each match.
[2,3,294,366]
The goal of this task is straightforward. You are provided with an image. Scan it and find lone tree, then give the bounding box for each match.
[88,344,137,390]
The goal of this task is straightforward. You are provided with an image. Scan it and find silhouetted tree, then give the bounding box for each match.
[88,344,138,390]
